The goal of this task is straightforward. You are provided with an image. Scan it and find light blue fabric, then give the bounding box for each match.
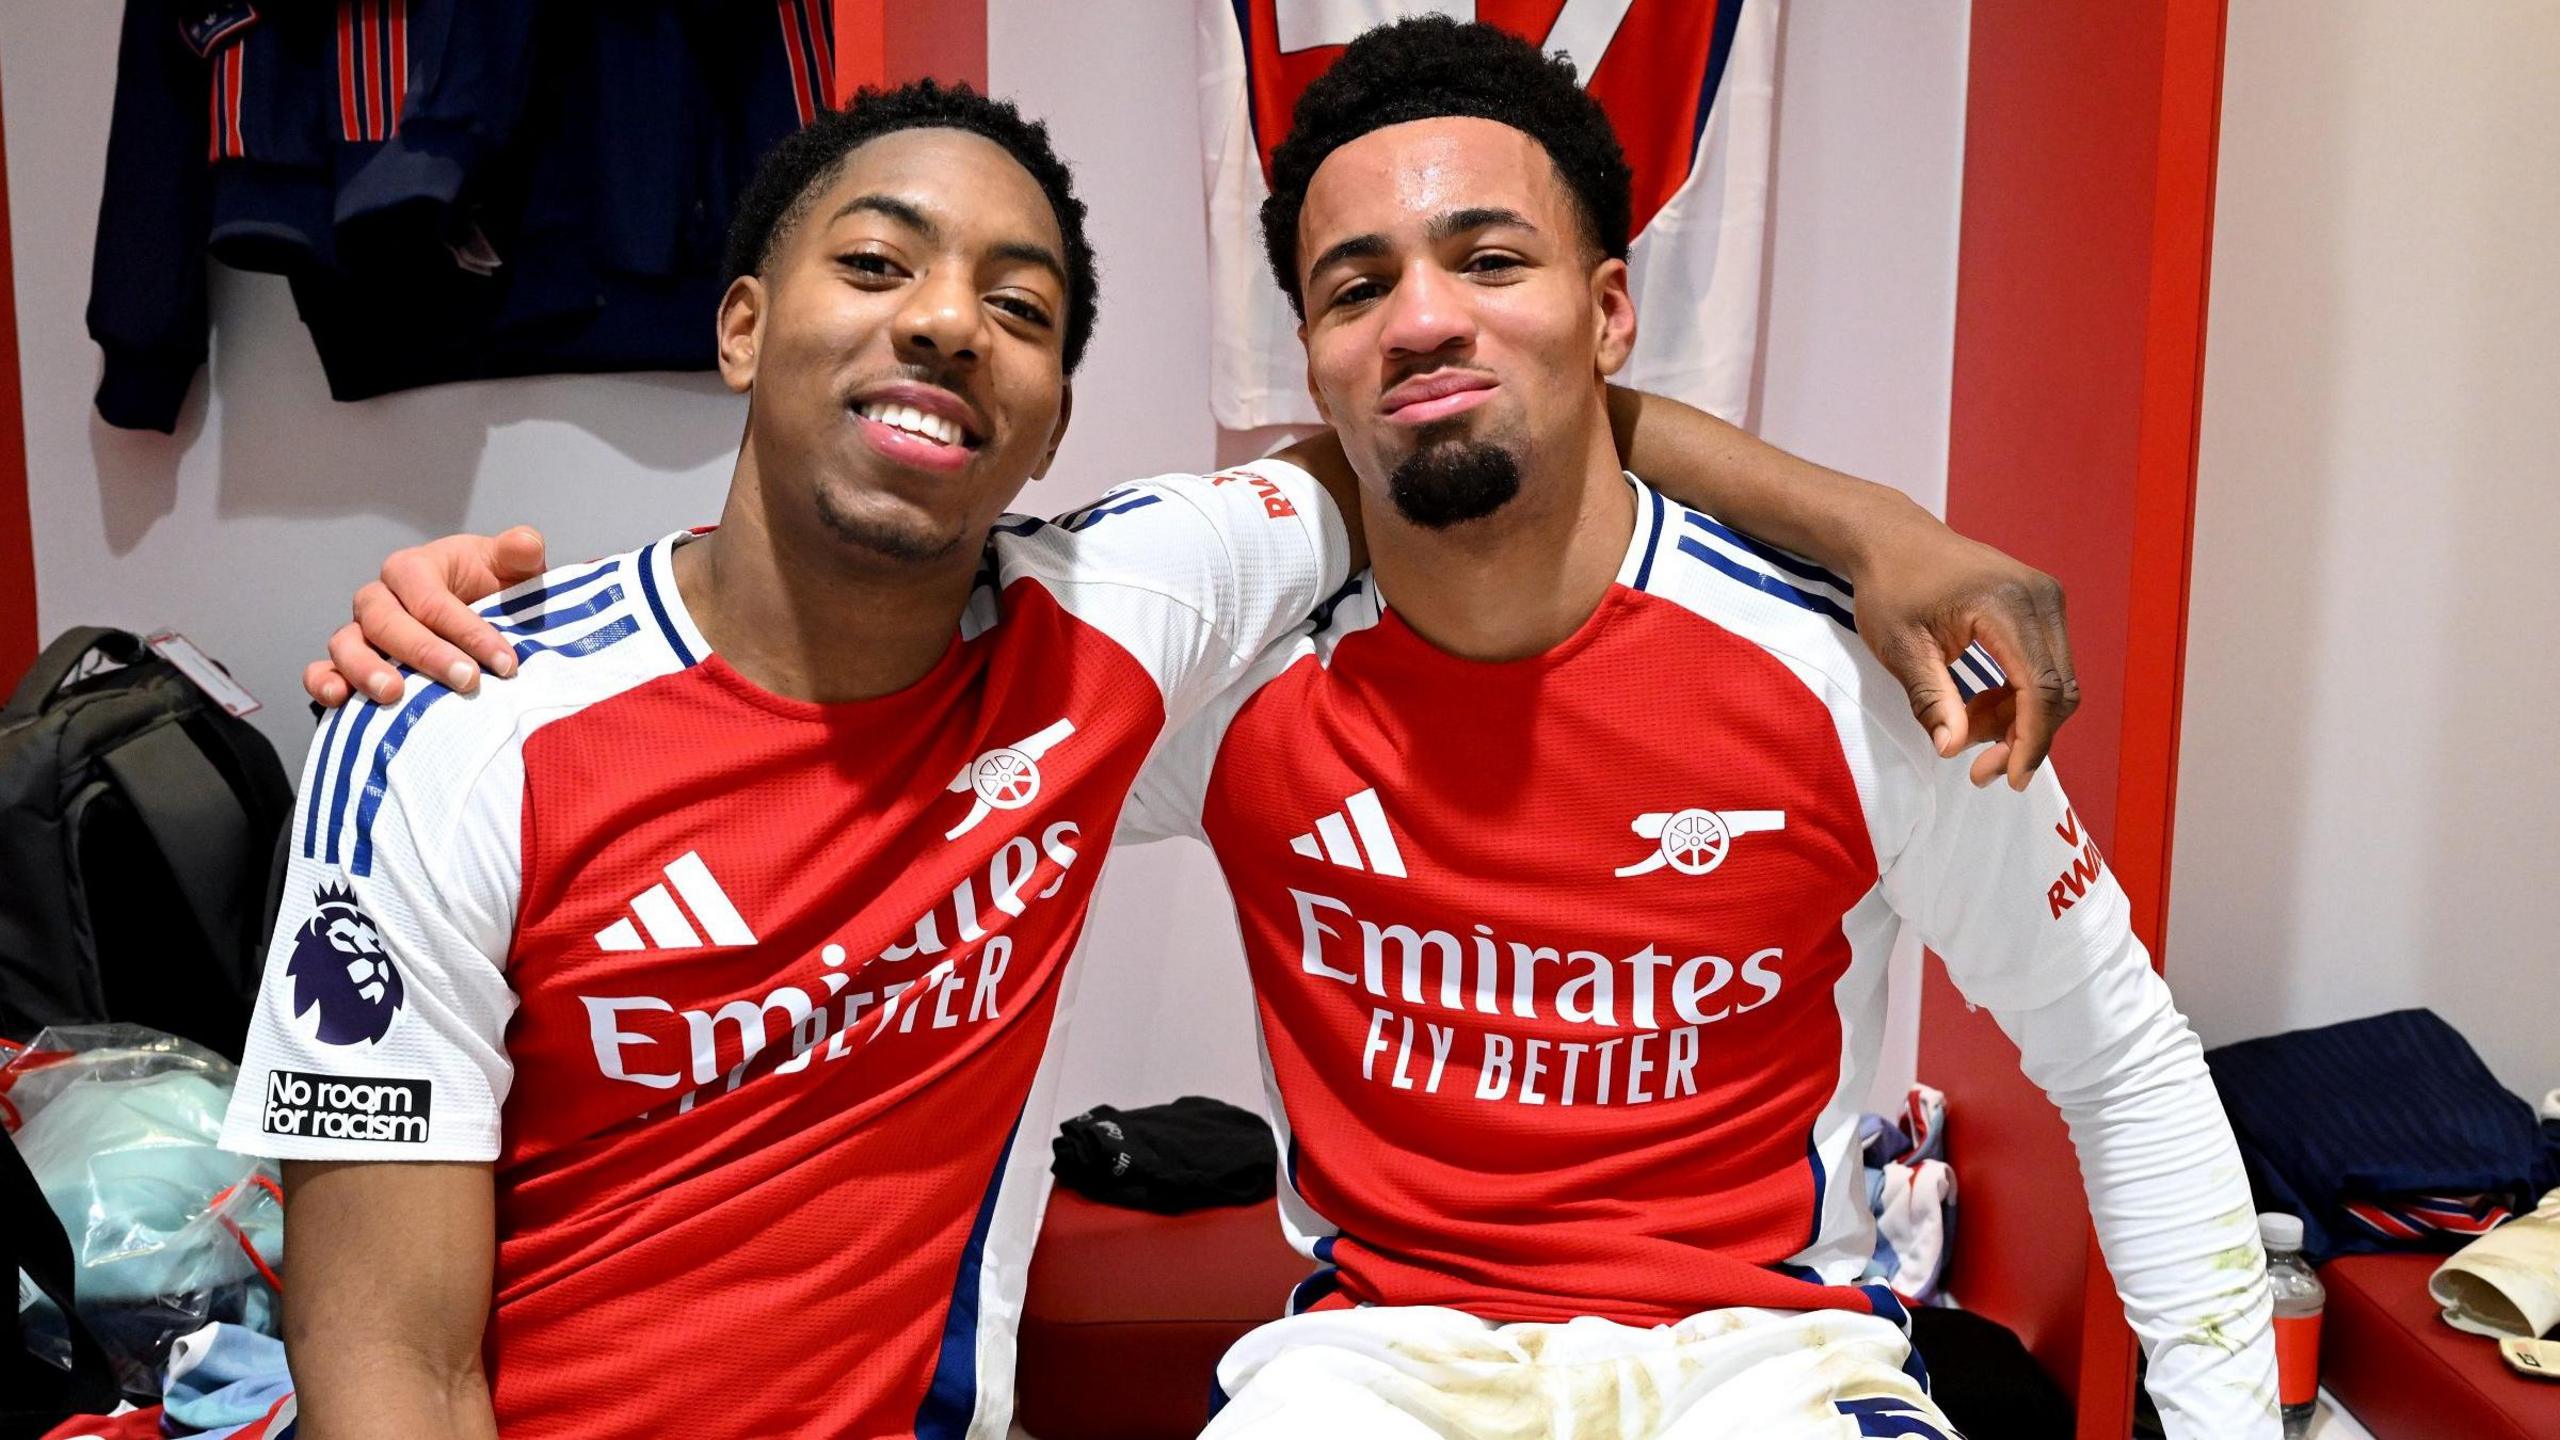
[7,1031,282,1305]
[3,1027,284,1397]
[163,1322,294,1432]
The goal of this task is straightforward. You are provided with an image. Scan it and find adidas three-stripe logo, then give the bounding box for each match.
[595,852,759,952]
[1289,789,1407,878]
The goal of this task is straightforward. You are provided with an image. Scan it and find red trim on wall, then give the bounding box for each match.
[833,0,987,99]
[2116,0,2229,953]
[0,65,37,690]
[1925,2,2228,1434]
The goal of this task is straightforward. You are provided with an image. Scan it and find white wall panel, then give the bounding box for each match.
[2171,1,2559,1097]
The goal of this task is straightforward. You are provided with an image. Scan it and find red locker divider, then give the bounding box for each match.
[1926,2,2229,1436]
[0,64,37,687]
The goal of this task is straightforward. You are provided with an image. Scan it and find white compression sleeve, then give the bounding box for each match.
[1993,945,2283,1440]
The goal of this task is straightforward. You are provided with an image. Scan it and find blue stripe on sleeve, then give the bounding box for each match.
[1681,510,1854,594]
[322,700,383,864]
[349,683,455,876]
[494,584,623,636]
[529,613,641,661]
[1058,492,1164,533]
[1677,536,1859,633]
[303,704,348,859]
[344,614,644,876]
[478,557,621,619]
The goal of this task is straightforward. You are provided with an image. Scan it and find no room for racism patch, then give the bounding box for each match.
[262,1070,433,1143]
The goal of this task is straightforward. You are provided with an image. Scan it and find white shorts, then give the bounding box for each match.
[1201,1303,1960,1440]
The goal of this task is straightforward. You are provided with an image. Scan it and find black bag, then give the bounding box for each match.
[0,628,292,1059]
[1051,1095,1279,1214]
[2,1117,122,1437]
[1911,1305,2073,1439]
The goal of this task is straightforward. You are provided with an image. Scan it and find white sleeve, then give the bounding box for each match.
[1019,459,1351,729]
[1876,756,2278,1437]
[1997,949,2282,1440]
[219,706,521,1163]
[1878,755,2128,1012]
[1112,568,1335,848]
[1116,692,1235,847]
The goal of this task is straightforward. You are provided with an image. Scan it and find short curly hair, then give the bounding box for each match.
[724,80,1100,374]
[1261,17,1632,316]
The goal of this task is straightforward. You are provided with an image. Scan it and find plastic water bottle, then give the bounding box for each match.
[2261,1213,2326,1439]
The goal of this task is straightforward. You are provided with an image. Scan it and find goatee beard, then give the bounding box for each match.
[815,487,965,564]
[1388,440,1522,529]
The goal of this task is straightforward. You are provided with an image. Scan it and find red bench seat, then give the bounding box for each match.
[2320,1252,2560,1440]
[1015,1190,1308,1440]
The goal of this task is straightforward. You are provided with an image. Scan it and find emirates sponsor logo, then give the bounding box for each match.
[1288,888,1789,1109]
[579,821,1085,1117]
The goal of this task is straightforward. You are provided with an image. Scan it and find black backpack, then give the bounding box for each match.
[3,1108,121,1435]
[0,628,293,1059]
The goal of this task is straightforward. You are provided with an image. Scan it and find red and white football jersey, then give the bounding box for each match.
[220,463,1347,1439]
[1196,0,1778,428]
[1126,476,2121,1328]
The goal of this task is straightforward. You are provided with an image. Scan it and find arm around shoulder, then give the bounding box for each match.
[1271,429,1368,572]
[1606,385,2080,788]
[1604,386,1921,573]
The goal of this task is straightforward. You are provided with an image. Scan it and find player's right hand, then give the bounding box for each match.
[307,527,551,708]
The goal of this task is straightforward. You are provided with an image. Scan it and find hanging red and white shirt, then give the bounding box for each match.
[220,464,1347,1440]
[1196,0,1778,428]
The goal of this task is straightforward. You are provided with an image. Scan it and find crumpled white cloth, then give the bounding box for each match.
[2432,1188,2560,1339]
[1874,1158,1957,1305]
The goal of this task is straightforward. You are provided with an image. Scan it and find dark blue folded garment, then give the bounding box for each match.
[2204,1008,2557,1263]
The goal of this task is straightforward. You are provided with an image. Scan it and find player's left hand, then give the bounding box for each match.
[1852,520,2078,790]
[306,527,551,708]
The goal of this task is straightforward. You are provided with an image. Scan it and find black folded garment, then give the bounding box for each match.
[2206,1008,2558,1263]
[1913,1307,2071,1439]
[1051,1095,1278,1214]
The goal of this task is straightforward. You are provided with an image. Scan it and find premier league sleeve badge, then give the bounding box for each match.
[285,881,407,1047]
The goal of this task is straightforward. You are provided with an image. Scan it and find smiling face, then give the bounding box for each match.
[1294,116,1635,529]
[721,127,1074,567]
